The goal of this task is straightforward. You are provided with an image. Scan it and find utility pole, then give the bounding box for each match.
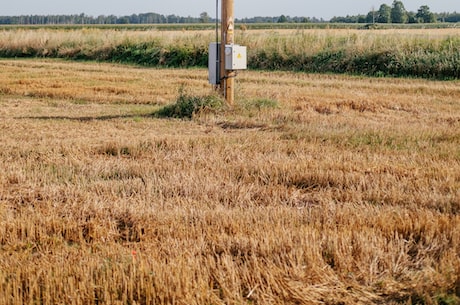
[372,6,375,24]
[208,0,245,105]
[220,0,235,105]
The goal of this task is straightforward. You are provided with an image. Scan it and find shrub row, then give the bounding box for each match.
[108,41,208,67]
[249,48,460,79]
[0,40,208,67]
[0,35,458,79]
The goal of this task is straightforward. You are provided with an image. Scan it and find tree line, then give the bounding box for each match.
[0,2,459,25]
[0,12,327,25]
[0,12,207,25]
[330,1,460,24]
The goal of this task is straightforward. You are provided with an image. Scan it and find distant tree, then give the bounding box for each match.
[96,15,106,24]
[129,14,139,24]
[441,12,460,22]
[118,17,130,24]
[416,5,436,23]
[366,7,376,23]
[357,15,367,23]
[391,0,408,23]
[278,15,288,23]
[444,12,458,22]
[167,15,180,23]
[335,14,367,23]
[77,13,87,24]
[199,12,210,23]
[3,8,458,26]
[407,11,418,23]
[377,4,391,23]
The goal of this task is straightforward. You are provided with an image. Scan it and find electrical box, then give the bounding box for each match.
[208,42,220,85]
[225,44,247,70]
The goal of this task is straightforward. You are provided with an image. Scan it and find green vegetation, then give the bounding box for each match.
[109,40,208,67]
[0,1,459,25]
[0,27,459,79]
[330,1,458,24]
[0,23,219,31]
[0,21,458,31]
[240,98,279,110]
[155,87,224,119]
[248,39,460,79]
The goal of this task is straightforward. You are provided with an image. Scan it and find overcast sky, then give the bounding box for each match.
[2,0,459,20]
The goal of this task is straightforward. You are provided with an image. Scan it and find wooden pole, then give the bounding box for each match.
[220,0,235,105]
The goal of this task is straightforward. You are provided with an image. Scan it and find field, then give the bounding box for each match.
[1,27,459,78]
[0,29,459,304]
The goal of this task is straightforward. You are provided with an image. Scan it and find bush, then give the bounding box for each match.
[155,87,224,119]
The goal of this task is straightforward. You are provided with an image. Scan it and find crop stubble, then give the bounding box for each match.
[0,58,459,304]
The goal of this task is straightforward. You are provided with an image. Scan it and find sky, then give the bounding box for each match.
[2,0,459,20]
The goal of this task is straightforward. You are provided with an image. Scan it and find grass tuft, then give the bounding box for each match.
[239,98,279,110]
[155,86,224,119]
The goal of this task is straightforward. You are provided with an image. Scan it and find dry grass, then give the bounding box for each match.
[1,27,457,51]
[0,27,214,55]
[1,28,459,78]
[239,28,460,53]
[0,58,459,305]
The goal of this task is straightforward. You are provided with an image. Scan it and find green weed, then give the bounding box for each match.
[155,87,224,119]
[239,98,279,110]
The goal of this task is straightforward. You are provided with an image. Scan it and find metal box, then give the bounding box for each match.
[208,42,220,84]
[225,44,247,70]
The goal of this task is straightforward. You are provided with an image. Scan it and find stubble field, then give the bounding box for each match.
[0,56,459,304]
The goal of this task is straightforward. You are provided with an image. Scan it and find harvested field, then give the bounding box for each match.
[0,59,459,304]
